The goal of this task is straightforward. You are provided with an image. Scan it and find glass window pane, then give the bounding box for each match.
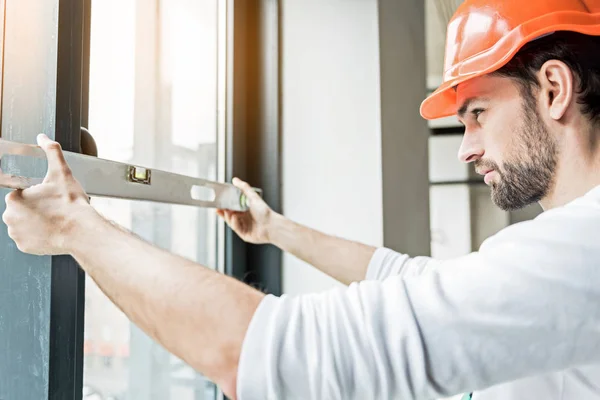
[83,0,219,399]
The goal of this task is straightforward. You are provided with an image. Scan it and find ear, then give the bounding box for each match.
[537,60,575,121]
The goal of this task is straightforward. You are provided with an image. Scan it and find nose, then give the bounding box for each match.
[457,129,484,164]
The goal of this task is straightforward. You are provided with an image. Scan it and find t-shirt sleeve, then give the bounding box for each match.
[365,247,439,281]
[237,194,600,400]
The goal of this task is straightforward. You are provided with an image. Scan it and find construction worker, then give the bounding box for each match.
[3,0,600,399]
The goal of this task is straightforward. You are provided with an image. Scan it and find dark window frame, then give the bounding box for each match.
[225,0,282,297]
[49,0,88,398]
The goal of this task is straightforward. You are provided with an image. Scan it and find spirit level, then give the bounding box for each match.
[0,138,256,211]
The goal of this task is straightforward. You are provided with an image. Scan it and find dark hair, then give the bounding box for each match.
[493,31,600,126]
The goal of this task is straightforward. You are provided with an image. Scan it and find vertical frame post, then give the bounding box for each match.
[49,0,87,398]
[225,0,282,296]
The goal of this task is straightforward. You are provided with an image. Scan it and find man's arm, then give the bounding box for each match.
[219,179,433,285]
[71,214,262,397]
[2,135,261,399]
[267,212,377,284]
[267,215,439,284]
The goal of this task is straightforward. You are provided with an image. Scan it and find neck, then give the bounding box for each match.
[540,124,600,210]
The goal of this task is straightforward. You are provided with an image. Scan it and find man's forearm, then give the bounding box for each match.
[268,213,377,285]
[69,210,263,398]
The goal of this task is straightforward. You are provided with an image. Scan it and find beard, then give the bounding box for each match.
[475,95,558,211]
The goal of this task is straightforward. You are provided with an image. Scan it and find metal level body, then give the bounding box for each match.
[0,138,252,211]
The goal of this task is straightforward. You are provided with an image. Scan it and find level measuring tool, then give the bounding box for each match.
[0,138,257,211]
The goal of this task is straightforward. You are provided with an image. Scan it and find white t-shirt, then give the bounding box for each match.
[236,185,600,400]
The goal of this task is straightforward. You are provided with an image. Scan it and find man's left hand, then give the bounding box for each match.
[2,134,96,256]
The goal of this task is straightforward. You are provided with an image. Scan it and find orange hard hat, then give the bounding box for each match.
[420,0,600,120]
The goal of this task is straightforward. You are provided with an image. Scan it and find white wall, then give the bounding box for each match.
[281,0,384,295]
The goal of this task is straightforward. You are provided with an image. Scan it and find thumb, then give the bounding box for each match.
[232,177,262,205]
[37,134,70,181]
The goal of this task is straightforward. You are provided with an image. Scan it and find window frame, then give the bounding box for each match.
[0,0,281,398]
[225,0,282,297]
[48,0,88,397]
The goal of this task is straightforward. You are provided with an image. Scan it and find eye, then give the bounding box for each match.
[471,108,485,121]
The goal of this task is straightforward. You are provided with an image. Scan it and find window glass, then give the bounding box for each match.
[83,0,219,399]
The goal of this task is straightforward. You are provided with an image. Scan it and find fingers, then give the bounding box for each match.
[232,177,252,192]
[4,190,23,219]
[232,177,262,206]
[3,190,22,228]
[2,206,11,226]
[5,189,23,205]
[37,134,71,181]
[216,208,245,230]
[216,209,233,223]
[224,210,235,223]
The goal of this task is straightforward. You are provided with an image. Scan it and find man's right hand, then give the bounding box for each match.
[217,177,274,244]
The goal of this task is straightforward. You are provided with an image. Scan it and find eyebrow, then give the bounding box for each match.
[457,97,489,119]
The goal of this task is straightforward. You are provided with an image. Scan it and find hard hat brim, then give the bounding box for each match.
[420,10,600,121]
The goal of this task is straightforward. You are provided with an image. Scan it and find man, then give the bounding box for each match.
[4,0,600,399]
